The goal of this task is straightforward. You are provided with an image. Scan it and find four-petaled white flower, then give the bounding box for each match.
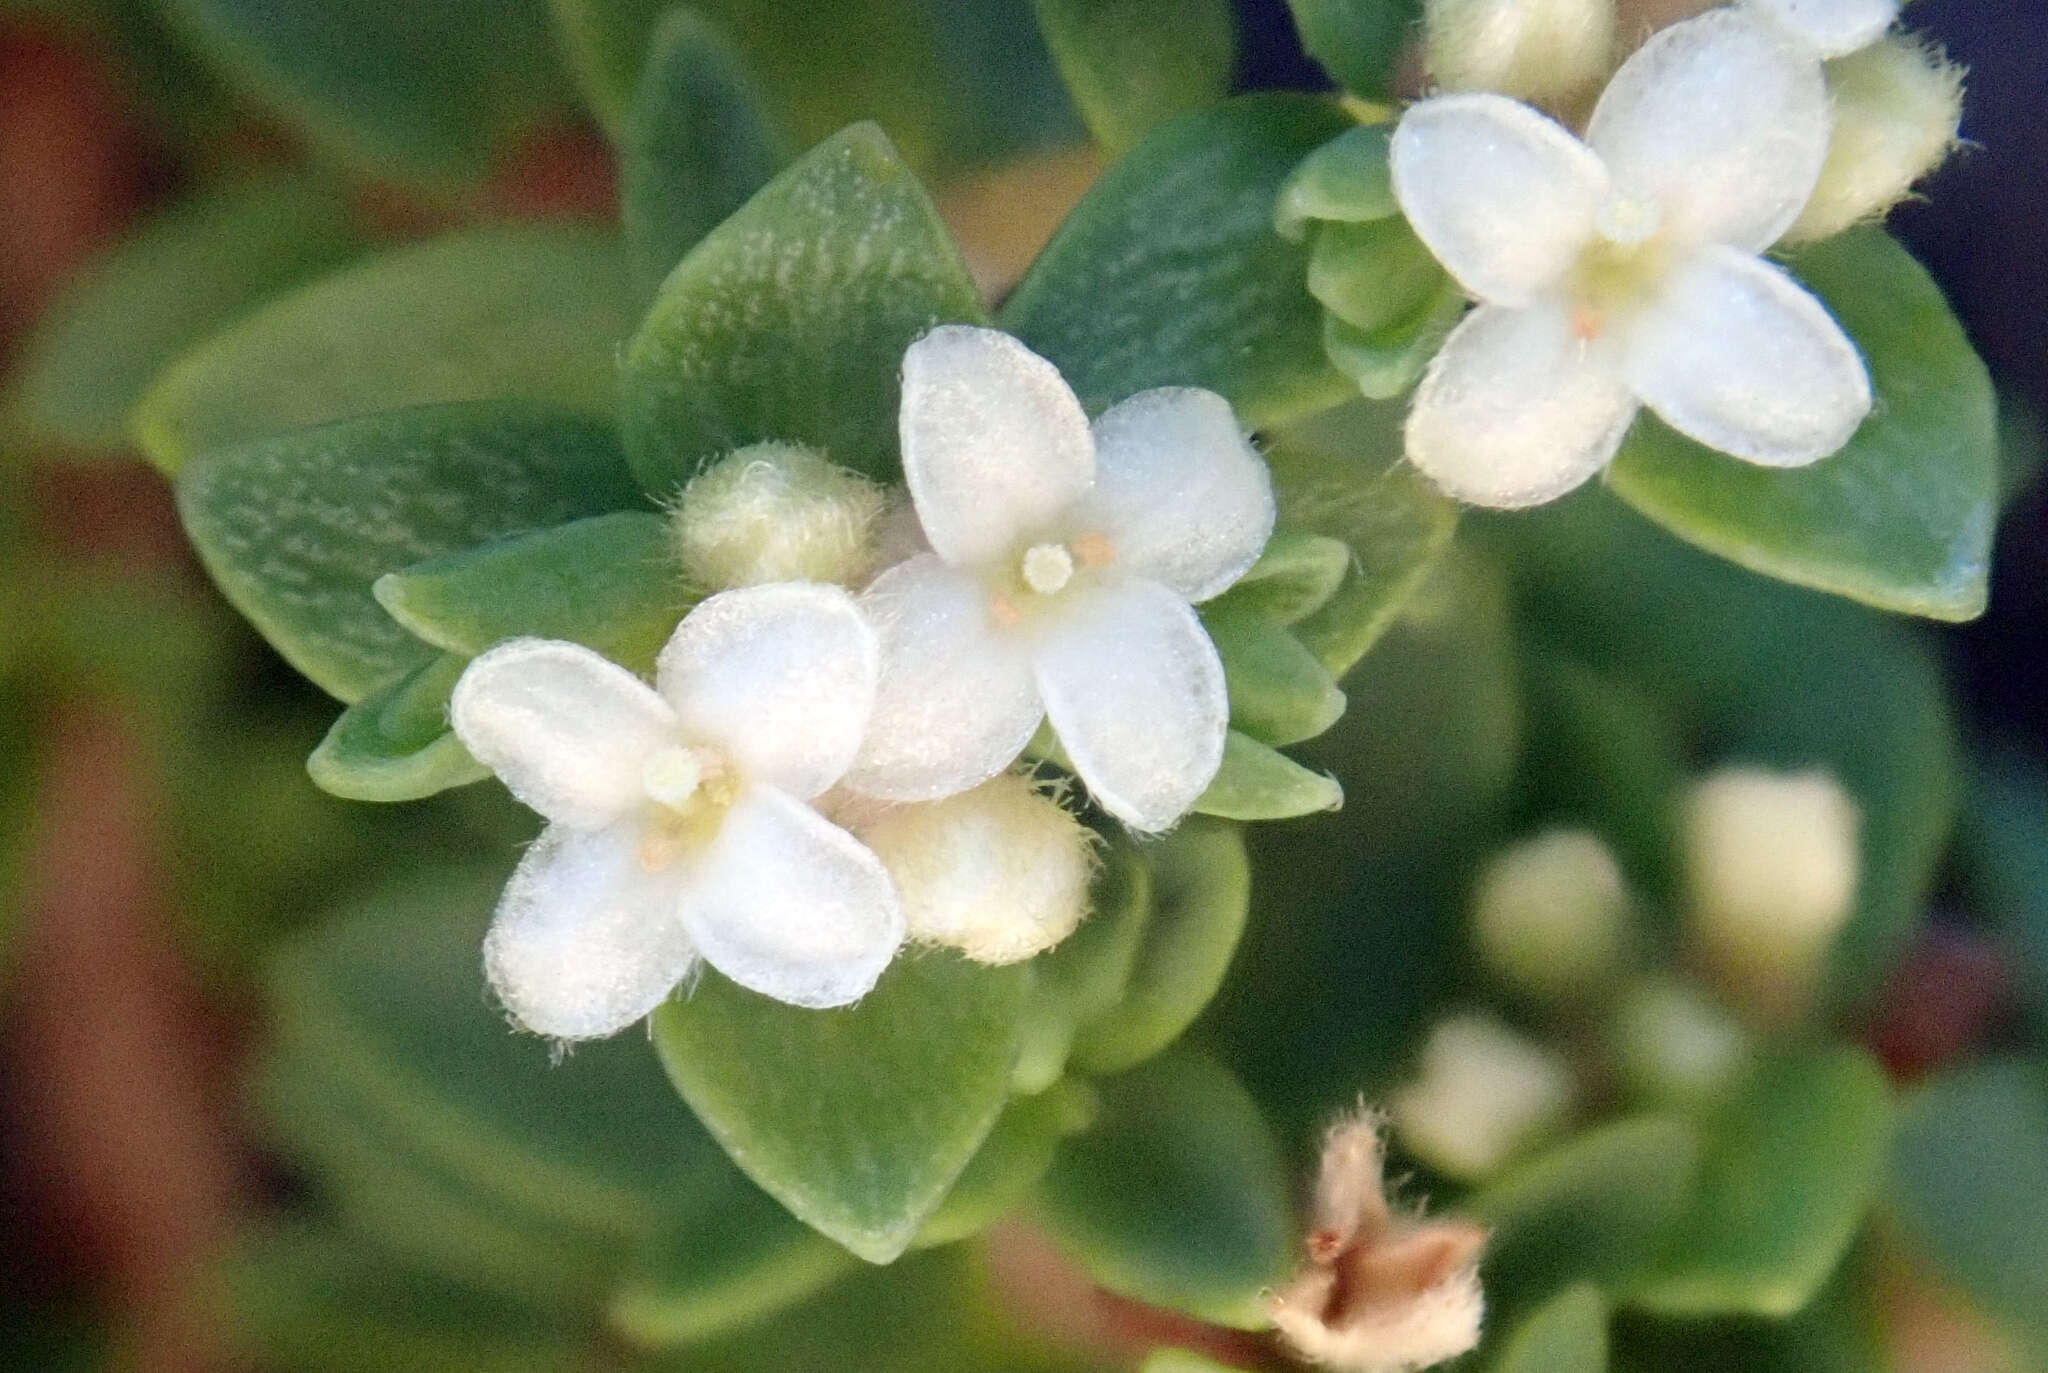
[1391,8,1873,509]
[841,325,1275,833]
[1746,0,1899,59]
[450,582,904,1038]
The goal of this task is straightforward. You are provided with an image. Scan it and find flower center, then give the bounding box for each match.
[1594,192,1661,247]
[1021,542,1075,595]
[990,532,1118,626]
[637,744,736,871]
[1563,221,1674,343]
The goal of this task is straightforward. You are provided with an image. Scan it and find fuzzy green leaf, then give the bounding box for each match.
[306,654,486,802]
[620,122,985,496]
[1002,93,1354,428]
[1606,228,1998,622]
[157,0,572,186]
[1013,839,1154,1095]
[621,8,785,302]
[175,402,640,702]
[3,179,358,454]
[1207,530,1353,626]
[1192,730,1344,820]
[136,226,636,476]
[1285,0,1423,101]
[373,513,689,674]
[1274,122,1397,240]
[651,952,1030,1264]
[1629,1044,1892,1317]
[1036,1049,1294,1328]
[1070,819,1251,1076]
[1307,216,1445,336]
[1889,1059,2048,1358]
[1031,0,1235,156]
[1493,1285,1610,1373]
[1205,606,1347,746]
[1321,279,1463,399]
[912,1087,1077,1249]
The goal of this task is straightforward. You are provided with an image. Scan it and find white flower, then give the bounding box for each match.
[449,582,905,1038]
[1390,1014,1574,1181]
[1745,0,1898,58]
[843,325,1274,833]
[1391,8,1872,508]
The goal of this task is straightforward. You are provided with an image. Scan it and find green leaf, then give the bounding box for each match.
[136,225,636,475]
[621,8,786,302]
[1002,93,1354,428]
[1274,122,1397,240]
[1959,754,2048,1028]
[1494,487,1960,1012]
[1307,216,1445,335]
[1467,1116,1703,1314]
[1206,530,1353,626]
[1321,278,1462,400]
[1605,228,1998,622]
[1192,730,1344,821]
[913,1087,1077,1249]
[373,512,691,674]
[1285,0,1423,101]
[620,122,985,496]
[1493,1285,1609,1373]
[1629,1043,1892,1318]
[606,1174,852,1350]
[1262,407,1460,678]
[175,402,641,702]
[157,0,572,186]
[306,653,488,802]
[1204,606,1347,746]
[1031,0,1235,156]
[1035,1049,1294,1328]
[3,179,358,454]
[1071,819,1251,1076]
[1889,1059,2048,1357]
[651,952,1030,1264]
[1013,839,1154,1094]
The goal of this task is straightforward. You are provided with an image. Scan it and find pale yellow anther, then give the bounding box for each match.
[642,746,705,811]
[1021,542,1076,595]
[1595,193,1661,247]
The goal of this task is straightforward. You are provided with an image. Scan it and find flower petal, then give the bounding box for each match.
[1035,577,1228,833]
[1069,388,1276,603]
[1748,0,1898,58]
[1389,93,1607,308]
[656,582,877,800]
[484,821,696,1040]
[900,325,1096,568]
[844,554,1044,802]
[1621,243,1871,466]
[1405,302,1638,508]
[451,638,678,829]
[1586,8,1829,251]
[682,786,904,1008]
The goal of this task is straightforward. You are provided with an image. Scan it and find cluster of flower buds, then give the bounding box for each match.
[446,325,1278,1038]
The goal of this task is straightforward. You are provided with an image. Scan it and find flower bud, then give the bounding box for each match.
[1786,36,1965,243]
[1682,766,1861,1018]
[1609,976,1753,1107]
[668,441,886,590]
[1423,0,1617,107]
[1391,1014,1573,1181]
[1471,828,1631,1003]
[849,773,1095,965]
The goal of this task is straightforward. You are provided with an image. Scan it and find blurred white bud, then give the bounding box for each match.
[1610,976,1754,1107]
[1423,0,1617,106]
[1683,766,1862,1018]
[846,772,1095,965]
[1391,1014,1574,1182]
[1471,829,1631,1002]
[668,441,886,590]
[1786,36,1965,243]
[1270,1108,1488,1373]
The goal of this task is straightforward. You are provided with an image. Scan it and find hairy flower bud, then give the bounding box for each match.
[1471,828,1631,1002]
[668,440,886,590]
[1786,36,1965,243]
[1391,1014,1574,1181]
[1423,0,1617,107]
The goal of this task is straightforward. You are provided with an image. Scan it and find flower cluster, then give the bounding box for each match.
[448,326,1276,1038]
[1385,0,1961,508]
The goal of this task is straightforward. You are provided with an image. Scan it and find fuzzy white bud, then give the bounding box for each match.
[1391,1015,1574,1182]
[1785,36,1965,243]
[1471,829,1631,1003]
[669,441,886,590]
[1683,766,1862,1018]
[849,773,1094,965]
[1423,0,1618,107]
